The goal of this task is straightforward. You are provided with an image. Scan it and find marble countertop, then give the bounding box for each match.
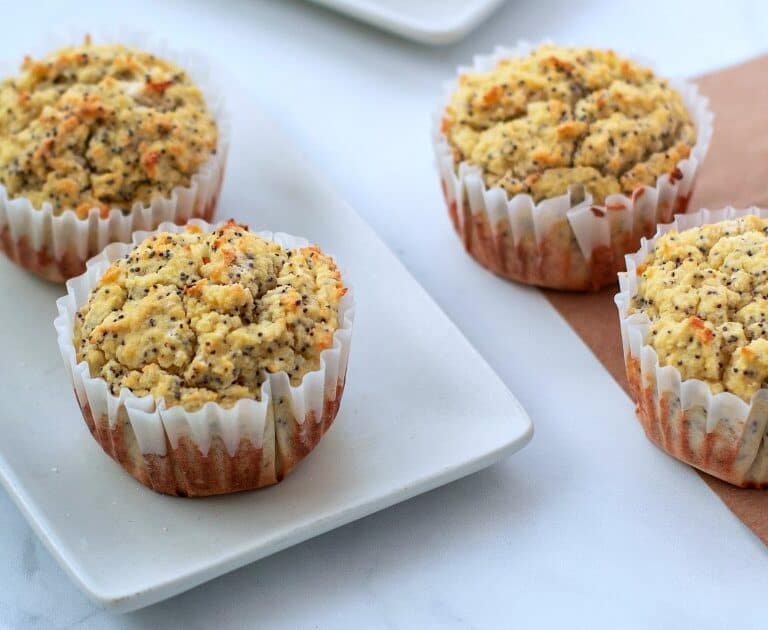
[0,1,767,628]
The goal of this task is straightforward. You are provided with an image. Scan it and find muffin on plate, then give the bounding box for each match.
[616,207,768,487]
[54,219,354,496]
[0,35,227,282]
[434,42,713,290]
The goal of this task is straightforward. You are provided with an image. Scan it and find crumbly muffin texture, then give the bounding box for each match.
[443,45,696,204]
[74,222,346,411]
[0,38,217,218]
[630,215,768,402]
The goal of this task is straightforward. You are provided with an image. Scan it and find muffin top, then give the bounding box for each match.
[630,215,768,402]
[74,222,346,411]
[442,44,696,204]
[0,38,217,218]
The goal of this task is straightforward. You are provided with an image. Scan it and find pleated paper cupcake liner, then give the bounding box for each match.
[0,30,230,283]
[433,41,714,291]
[54,219,355,497]
[615,207,768,487]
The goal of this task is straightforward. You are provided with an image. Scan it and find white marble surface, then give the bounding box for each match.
[0,0,767,628]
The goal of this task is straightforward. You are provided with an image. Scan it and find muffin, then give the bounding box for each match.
[616,207,768,487]
[434,42,713,290]
[54,219,354,496]
[0,36,227,282]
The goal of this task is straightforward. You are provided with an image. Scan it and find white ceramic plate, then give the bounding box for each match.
[0,103,532,610]
[304,0,507,44]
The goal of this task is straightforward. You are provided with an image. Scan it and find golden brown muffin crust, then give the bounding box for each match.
[443,45,696,204]
[74,222,346,411]
[630,215,768,401]
[0,38,217,218]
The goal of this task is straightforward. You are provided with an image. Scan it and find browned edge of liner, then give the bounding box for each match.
[77,378,346,497]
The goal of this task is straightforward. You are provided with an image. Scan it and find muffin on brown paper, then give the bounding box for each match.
[55,219,354,496]
[434,42,713,290]
[0,35,228,282]
[616,207,768,487]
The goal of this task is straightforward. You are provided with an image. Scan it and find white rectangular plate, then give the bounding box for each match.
[304,0,506,44]
[0,101,532,612]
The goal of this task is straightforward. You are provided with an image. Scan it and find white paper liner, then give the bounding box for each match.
[54,219,355,494]
[615,207,768,487]
[432,41,714,290]
[0,30,230,283]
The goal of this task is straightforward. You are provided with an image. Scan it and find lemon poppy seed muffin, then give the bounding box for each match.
[442,44,695,204]
[61,220,353,496]
[618,209,768,488]
[0,38,217,218]
[74,221,345,412]
[434,44,709,291]
[0,37,226,283]
[630,215,768,402]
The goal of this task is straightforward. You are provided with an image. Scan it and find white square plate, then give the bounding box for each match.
[0,102,532,612]
[304,0,507,44]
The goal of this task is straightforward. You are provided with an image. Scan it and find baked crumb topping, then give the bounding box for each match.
[74,222,346,411]
[0,39,217,218]
[443,44,695,204]
[630,215,768,401]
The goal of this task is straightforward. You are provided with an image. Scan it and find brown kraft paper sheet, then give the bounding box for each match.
[544,55,768,543]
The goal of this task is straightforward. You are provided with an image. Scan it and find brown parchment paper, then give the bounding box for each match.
[544,55,768,543]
